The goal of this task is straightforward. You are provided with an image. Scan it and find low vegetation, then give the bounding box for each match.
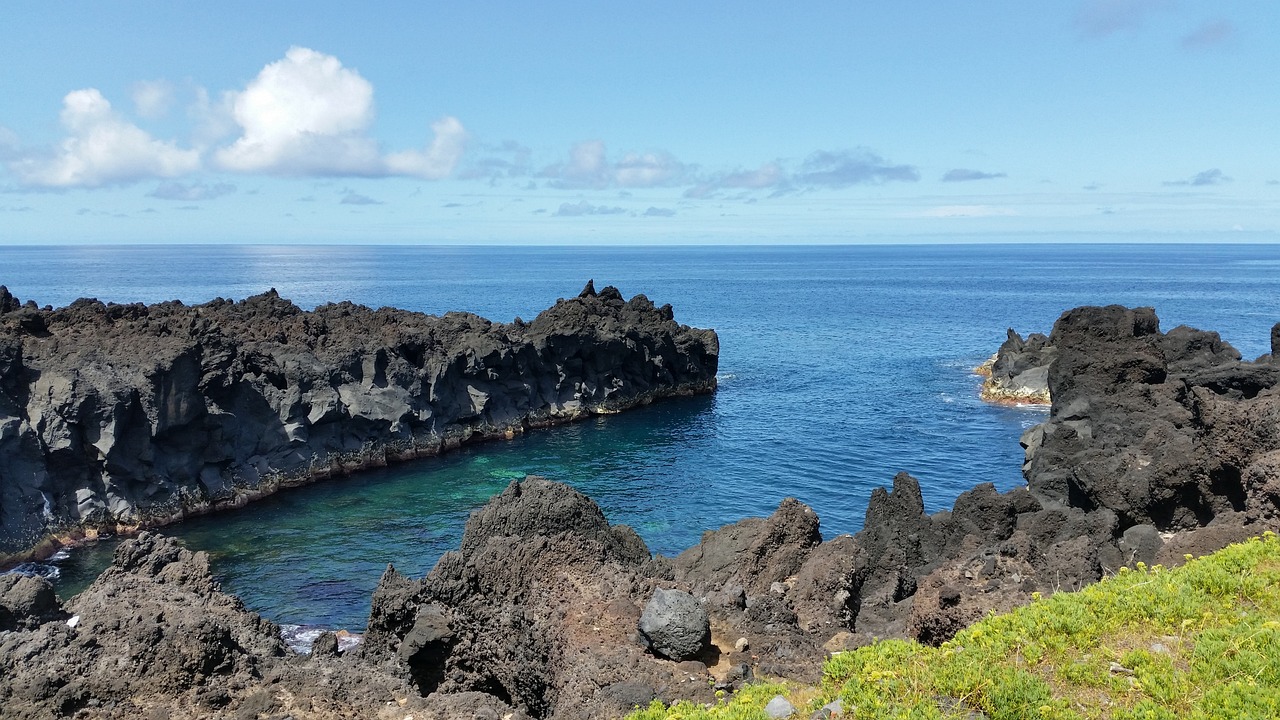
[626,532,1280,719]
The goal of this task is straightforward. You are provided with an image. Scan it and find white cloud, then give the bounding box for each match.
[8,89,199,188]
[384,116,468,180]
[215,47,379,175]
[215,47,465,179]
[614,151,687,188]
[132,80,175,119]
[539,141,689,189]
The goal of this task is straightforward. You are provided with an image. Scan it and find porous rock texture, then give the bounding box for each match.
[906,305,1280,643]
[0,283,718,561]
[0,532,519,719]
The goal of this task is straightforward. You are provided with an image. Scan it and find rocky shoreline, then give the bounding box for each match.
[4,304,1280,719]
[0,283,719,566]
[975,328,1055,405]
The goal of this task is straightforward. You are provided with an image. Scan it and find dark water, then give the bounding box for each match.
[5,243,1280,630]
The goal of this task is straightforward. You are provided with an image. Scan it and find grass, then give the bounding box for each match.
[625,531,1280,719]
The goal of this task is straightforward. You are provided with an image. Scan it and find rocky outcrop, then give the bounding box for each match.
[0,532,524,719]
[907,305,1280,643]
[976,328,1055,404]
[0,283,718,561]
[4,304,1279,719]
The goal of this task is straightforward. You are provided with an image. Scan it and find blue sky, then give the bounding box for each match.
[1,1,1277,244]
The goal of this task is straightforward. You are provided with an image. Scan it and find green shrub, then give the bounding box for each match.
[626,532,1280,719]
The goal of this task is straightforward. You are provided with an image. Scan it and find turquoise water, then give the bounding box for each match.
[6,243,1280,630]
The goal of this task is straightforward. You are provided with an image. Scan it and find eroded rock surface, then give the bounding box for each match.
[0,284,718,560]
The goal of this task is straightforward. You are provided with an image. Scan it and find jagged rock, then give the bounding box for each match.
[978,328,1056,405]
[0,286,718,561]
[0,531,452,719]
[4,304,1278,718]
[1025,305,1278,531]
[638,587,710,660]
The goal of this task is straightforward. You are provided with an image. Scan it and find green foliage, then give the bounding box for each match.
[624,532,1280,719]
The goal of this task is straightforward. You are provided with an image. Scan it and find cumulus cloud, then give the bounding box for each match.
[1182,19,1235,50]
[132,80,175,119]
[8,89,200,188]
[1164,168,1231,186]
[539,141,690,189]
[148,180,236,201]
[215,47,465,179]
[553,200,626,216]
[383,116,468,179]
[643,206,676,217]
[941,168,1007,182]
[1076,0,1172,37]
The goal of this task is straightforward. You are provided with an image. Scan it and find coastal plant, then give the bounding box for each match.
[624,532,1280,719]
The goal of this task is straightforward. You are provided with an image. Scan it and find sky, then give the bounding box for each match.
[1,1,1277,245]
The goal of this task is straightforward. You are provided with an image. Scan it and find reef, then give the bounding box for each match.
[3,304,1279,719]
[0,283,719,562]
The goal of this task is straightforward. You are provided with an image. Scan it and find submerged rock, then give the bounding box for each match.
[0,285,718,561]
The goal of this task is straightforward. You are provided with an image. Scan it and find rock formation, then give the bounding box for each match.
[976,328,1055,404]
[0,283,718,562]
[4,304,1280,719]
[0,532,520,719]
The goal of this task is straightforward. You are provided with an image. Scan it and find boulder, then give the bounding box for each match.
[638,588,710,660]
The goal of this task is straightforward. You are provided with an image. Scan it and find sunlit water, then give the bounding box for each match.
[5,243,1280,630]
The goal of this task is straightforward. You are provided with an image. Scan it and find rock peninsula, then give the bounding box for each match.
[3,304,1280,719]
[0,283,719,562]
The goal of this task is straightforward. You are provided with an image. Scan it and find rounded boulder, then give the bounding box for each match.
[637,587,710,661]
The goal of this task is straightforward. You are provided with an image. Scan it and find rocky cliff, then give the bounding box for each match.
[0,283,718,561]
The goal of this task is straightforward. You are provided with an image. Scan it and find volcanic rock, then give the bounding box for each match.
[638,587,710,660]
[977,328,1055,404]
[0,285,718,562]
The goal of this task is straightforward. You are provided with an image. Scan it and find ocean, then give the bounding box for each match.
[5,243,1280,631]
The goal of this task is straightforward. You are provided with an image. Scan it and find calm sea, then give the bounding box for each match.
[5,243,1280,630]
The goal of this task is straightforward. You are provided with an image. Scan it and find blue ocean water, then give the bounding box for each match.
[5,243,1280,630]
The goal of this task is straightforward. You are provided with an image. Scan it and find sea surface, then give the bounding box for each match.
[5,243,1280,631]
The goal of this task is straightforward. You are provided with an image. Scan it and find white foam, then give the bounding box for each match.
[279,623,364,654]
[3,562,61,581]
